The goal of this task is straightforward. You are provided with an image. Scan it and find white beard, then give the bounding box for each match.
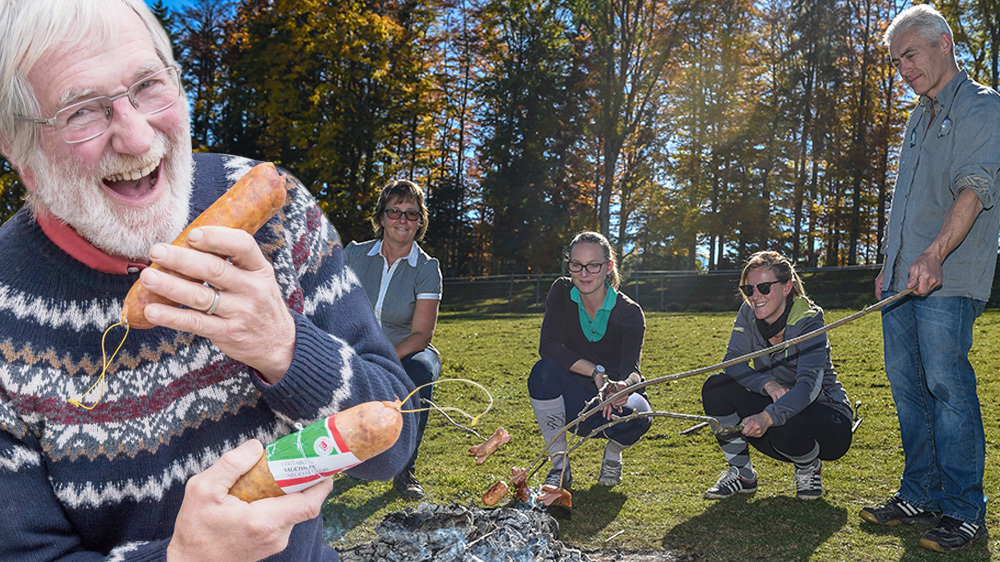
[26,126,194,261]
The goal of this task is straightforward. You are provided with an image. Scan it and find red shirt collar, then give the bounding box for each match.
[37,212,148,275]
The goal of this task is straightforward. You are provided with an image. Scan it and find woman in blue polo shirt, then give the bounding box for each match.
[345,180,442,500]
[529,231,651,491]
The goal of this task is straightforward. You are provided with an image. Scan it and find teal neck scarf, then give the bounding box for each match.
[571,284,618,342]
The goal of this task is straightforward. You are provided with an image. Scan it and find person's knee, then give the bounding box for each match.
[702,372,735,412]
[402,353,438,389]
[528,358,564,399]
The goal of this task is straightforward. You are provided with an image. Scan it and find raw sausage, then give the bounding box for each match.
[468,426,511,465]
[482,480,509,506]
[228,399,403,503]
[121,162,287,329]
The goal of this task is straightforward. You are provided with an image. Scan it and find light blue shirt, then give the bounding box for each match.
[881,70,1000,300]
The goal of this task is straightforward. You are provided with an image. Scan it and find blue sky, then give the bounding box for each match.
[146,0,193,11]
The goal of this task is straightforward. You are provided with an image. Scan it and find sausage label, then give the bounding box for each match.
[265,413,361,494]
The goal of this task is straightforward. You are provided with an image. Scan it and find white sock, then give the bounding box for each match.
[603,439,627,463]
[531,397,568,471]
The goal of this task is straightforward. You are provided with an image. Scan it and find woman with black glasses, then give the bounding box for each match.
[702,251,853,501]
[345,180,442,500]
[528,231,652,492]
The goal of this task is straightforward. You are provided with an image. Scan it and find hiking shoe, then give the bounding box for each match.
[704,466,757,499]
[794,460,822,500]
[597,459,623,486]
[859,495,940,526]
[543,467,572,490]
[393,469,424,499]
[919,517,987,553]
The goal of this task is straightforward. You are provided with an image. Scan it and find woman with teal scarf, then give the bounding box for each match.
[528,231,651,491]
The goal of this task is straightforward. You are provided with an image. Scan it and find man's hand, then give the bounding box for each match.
[740,411,773,438]
[906,251,944,296]
[135,226,296,382]
[167,440,333,562]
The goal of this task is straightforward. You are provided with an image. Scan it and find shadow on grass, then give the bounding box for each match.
[857,520,992,561]
[660,495,847,560]
[321,477,398,544]
[553,486,629,539]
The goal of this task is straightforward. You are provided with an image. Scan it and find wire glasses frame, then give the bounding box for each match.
[566,260,608,274]
[384,208,422,222]
[15,66,181,144]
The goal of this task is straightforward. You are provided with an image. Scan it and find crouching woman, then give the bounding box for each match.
[528,231,652,491]
[702,251,853,501]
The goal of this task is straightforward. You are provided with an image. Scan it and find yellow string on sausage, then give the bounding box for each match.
[68,321,130,410]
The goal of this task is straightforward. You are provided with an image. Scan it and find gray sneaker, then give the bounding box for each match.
[704,466,757,499]
[794,460,822,500]
[597,458,623,486]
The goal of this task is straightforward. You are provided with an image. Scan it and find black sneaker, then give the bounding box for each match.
[704,466,757,499]
[919,516,987,553]
[393,469,424,499]
[859,495,940,526]
[543,467,572,490]
[793,460,822,500]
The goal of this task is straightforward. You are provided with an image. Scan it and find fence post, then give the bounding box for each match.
[508,275,514,310]
[660,274,665,311]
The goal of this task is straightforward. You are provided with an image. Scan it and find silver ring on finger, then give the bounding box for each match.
[205,288,221,315]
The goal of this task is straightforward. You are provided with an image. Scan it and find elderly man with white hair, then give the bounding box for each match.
[0,1,416,560]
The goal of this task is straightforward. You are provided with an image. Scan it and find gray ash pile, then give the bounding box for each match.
[339,503,590,562]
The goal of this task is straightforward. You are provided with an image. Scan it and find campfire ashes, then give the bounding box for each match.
[339,503,590,561]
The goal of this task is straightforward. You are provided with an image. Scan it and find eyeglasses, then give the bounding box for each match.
[16,66,181,144]
[739,280,783,297]
[567,260,607,274]
[384,208,422,222]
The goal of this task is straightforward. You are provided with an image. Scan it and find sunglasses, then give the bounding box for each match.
[739,280,783,297]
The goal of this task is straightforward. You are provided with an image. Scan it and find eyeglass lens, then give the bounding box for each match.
[739,280,780,297]
[385,208,421,221]
[55,67,180,143]
[567,261,605,274]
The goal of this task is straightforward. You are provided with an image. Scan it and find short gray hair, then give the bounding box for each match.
[884,4,953,50]
[0,0,179,168]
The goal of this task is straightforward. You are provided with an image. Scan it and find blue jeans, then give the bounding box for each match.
[881,291,986,525]
[528,358,652,445]
[401,348,441,470]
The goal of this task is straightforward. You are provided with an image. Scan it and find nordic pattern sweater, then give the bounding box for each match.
[0,153,417,561]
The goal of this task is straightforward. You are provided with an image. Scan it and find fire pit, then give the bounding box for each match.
[337,503,694,562]
[339,503,586,561]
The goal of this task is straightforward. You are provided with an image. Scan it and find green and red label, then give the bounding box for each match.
[265,413,362,493]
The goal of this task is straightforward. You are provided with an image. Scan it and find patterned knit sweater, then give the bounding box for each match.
[0,153,417,561]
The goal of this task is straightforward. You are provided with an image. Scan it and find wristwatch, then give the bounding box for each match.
[592,364,606,386]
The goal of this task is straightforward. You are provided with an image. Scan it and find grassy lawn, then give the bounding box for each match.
[322,306,1000,560]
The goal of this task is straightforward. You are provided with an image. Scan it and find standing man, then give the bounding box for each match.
[861,4,1000,554]
[0,1,416,560]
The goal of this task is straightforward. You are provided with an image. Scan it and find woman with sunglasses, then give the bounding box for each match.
[345,180,442,500]
[701,251,853,501]
[528,231,652,492]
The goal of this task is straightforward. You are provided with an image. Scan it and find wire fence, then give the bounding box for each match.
[441,264,886,314]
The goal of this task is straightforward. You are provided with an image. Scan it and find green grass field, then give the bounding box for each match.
[322,307,1000,560]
